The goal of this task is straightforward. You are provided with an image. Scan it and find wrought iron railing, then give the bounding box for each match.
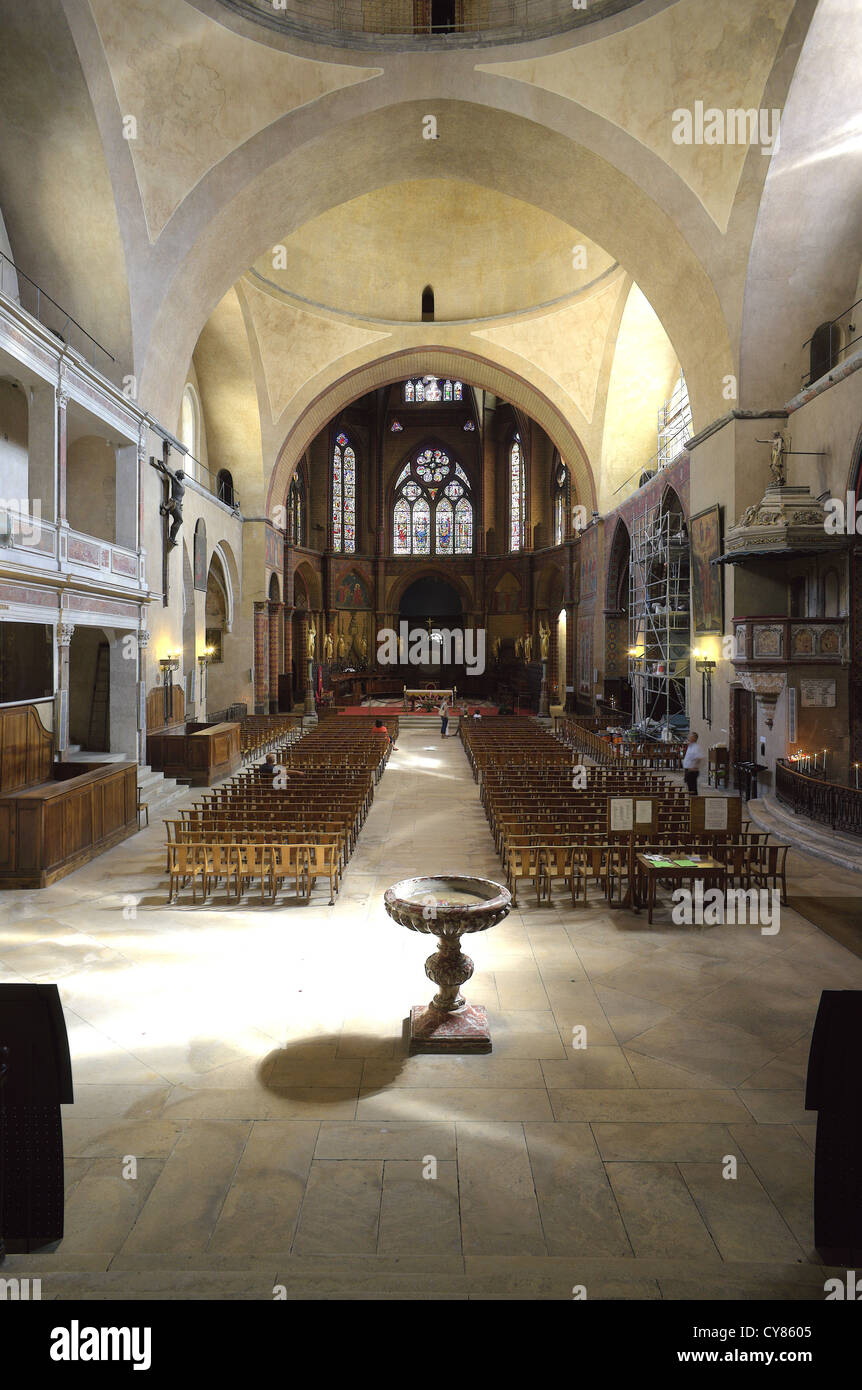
[0,251,117,379]
[802,296,862,388]
[775,758,862,836]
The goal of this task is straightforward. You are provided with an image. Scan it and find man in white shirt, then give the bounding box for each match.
[683,731,705,795]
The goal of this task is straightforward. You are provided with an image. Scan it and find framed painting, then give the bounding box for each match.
[690,505,723,634]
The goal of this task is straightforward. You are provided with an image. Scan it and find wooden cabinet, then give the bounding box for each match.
[147,721,241,786]
[0,760,138,888]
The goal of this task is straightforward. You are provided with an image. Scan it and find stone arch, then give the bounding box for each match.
[386,563,474,616]
[268,347,597,520]
[210,539,238,632]
[605,517,631,613]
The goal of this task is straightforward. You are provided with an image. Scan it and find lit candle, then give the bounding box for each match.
[823,749,828,777]
[814,753,819,771]
[856,764,859,790]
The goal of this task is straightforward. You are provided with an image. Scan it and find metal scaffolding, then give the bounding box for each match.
[628,491,690,733]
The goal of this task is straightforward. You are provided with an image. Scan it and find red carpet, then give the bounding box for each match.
[341,704,501,717]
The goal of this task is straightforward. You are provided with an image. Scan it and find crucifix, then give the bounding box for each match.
[150,440,186,605]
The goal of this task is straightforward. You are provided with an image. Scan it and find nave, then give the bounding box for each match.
[1,725,860,1299]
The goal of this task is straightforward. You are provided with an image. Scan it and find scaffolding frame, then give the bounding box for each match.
[628,492,690,733]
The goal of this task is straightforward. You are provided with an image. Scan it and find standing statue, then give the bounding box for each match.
[523,634,533,662]
[337,631,347,660]
[769,431,787,486]
[151,453,185,549]
[539,621,551,662]
[323,632,333,661]
[757,429,787,487]
[492,636,501,663]
[358,631,368,661]
[514,636,523,661]
[306,625,316,660]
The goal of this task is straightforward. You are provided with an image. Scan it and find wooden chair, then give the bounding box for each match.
[537,845,574,905]
[749,842,790,904]
[506,844,541,906]
[304,841,341,904]
[136,785,149,828]
[166,842,205,903]
[235,843,276,903]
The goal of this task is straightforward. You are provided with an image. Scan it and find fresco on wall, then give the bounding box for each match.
[493,572,522,613]
[193,519,207,591]
[578,628,592,700]
[579,529,598,600]
[690,505,723,633]
[333,569,371,610]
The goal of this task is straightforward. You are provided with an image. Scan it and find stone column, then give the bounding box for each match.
[137,627,150,765]
[253,600,269,714]
[56,384,69,529]
[268,600,283,714]
[303,613,317,721]
[56,622,75,757]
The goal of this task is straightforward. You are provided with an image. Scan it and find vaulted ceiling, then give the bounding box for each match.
[0,0,859,512]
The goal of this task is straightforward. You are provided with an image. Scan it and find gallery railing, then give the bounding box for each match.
[0,251,117,379]
[775,758,862,837]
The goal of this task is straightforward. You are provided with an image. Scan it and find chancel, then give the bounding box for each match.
[1,0,862,1313]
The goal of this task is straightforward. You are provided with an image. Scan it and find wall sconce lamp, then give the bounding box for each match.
[158,651,180,724]
[693,648,716,728]
[197,645,215,713]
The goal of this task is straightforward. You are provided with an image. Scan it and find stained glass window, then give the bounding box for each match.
[413,498,430,554]
[391,418,403,432]
[436,497,453,554]
[553,458,570,546]
[510,434,525,552]
[391,443,473,556]
[332,433,356,553]
[394,498,410,554]
[402,378,467,404]
[288,471,306,546]
[455,497,472,554]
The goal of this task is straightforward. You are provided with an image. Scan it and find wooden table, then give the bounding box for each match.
[634,854,727,924]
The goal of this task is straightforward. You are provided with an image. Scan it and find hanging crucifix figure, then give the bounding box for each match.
[151,441,186,549]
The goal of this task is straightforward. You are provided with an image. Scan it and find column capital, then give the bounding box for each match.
[58,622,75,646]
[138,629,151,649]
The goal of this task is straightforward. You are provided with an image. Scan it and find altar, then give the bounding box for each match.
[403,686,456,709]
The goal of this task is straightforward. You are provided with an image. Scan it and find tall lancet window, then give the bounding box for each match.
[332,431,356,553]
[510,433,526,552]
[392,446,473,555]
[553,459,570,546]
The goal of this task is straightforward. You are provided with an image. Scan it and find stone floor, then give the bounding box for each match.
[2,724,861,1300]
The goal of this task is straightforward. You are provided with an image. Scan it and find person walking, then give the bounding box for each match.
[440,697,449,738]
[683,731,705,795]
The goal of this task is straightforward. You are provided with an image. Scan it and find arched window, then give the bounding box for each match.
[331,431,356,553]
[392,445,473,556]
[553,459,570,546]
[179,384,199,462]
[510,433,526,552]
[403,377,464,404]
[422,285,435,321]
[216,469,235,508]
[288,469,306,546]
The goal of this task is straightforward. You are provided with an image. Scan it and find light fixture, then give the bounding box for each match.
[693,648,717,728]
[158,651,180,724]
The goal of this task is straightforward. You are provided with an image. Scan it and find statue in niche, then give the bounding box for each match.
[514,636,523,661]
[492,636,501,662]
[306,625,316,660]
[323,632,333,661]
[523,634,533,662]
[539,621,551,661]
[337,631,347,660]
[151,451,186,549]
